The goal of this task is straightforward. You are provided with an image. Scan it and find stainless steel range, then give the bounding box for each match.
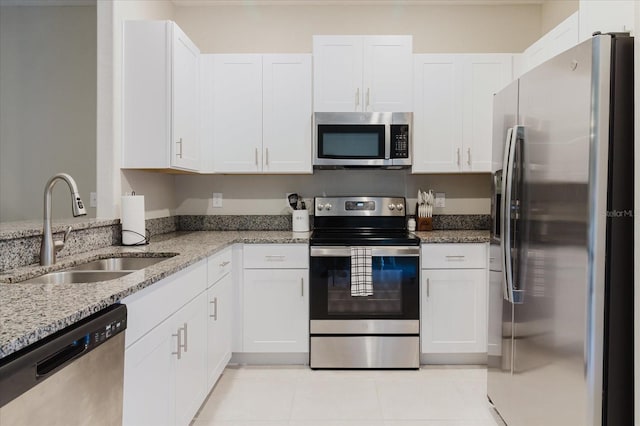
[309,196,420,369]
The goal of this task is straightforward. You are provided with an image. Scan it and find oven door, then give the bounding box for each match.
[309,246,419,321]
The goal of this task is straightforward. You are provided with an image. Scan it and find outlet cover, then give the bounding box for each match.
[435,192,446,208]
[212,193,223,208]
[90,192,97,208]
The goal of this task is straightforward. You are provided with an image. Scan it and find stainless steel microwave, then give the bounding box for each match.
[313,112,412,169]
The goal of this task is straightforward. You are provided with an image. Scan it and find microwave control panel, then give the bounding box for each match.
[390,125,409,158]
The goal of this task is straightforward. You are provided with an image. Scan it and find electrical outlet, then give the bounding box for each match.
[435,192,446,208]
[90,192,97,208]
[212,193,223,208]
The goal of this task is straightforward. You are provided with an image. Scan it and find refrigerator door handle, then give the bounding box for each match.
[500,127,514,302]
[501,126,524,304]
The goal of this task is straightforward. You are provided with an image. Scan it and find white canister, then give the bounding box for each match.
[292,210,310,232]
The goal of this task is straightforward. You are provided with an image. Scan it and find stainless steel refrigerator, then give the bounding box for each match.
[487,34,634,425]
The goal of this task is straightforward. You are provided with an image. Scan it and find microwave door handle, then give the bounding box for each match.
[385,124,391,160]
[501,127,515,303]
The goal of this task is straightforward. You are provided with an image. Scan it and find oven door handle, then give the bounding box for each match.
[310,246,420,257]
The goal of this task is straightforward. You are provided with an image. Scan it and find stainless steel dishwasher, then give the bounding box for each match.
[0,304,127,425]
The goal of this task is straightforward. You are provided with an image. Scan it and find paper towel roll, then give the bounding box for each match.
[121,195,146,245]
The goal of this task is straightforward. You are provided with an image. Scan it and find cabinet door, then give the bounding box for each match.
[171,24,200,171]
[421,269,487,353]
[412,54,463,173]
[174,292,208,426]
[262,54,312,174]
[206,273,233,390]
[363,36,413,112]
[312,36,363,112]
[243,269,309,352]
[123,318,176,426]
[212,54,263,172]
[461,54,512,172]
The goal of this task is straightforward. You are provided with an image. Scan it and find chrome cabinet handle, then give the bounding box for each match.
[457,148,461,166]
[265,255,286,261]
[182,322,188,353]
[265,147,269,165]
[172,326,184,359]
[255,147,258,165]
[467,148,471,166]
[301,278,304,297]
[355,88,360,109]
[210,297,218,320]
[427,278,430,298]
[219,260,230,268]
[445,255,466,260]
[366,88,370,110]
[176,138,183,158]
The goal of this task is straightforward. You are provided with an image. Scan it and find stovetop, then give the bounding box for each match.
[311,196,419,246]
[309,229,420,246]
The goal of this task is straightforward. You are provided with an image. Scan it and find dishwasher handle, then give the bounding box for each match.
[36,335,90,377]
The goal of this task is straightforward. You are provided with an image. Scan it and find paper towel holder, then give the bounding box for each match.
[122,228,150,246]
[121,191,150,246]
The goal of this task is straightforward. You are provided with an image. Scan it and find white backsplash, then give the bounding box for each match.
[173,170,491,216]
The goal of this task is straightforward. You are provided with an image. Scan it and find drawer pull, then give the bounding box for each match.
[219,260,230,268]
[427,278,430,298]
[445,255,465,260]
[210,297,218,320]
[301,278,304,297]
[265,255,286,261]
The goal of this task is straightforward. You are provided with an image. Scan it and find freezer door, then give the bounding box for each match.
[491,80,518,173]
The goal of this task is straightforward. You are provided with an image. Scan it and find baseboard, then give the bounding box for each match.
[230,352,309,365]
[420,353,488,365]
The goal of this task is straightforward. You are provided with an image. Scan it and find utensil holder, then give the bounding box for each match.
[292,210,310,232]
[417,217,433,231]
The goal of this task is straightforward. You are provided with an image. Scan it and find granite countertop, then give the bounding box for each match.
[0,230,309,360]
[0,228,488,360]
[414,230,490,243]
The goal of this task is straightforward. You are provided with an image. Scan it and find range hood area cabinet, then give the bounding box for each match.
[122,21,201,172]
[313,35,413,112]
[412,54,512,173]
[200,54,312,174]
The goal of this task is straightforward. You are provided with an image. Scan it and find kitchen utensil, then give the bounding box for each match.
[288,193,299,210]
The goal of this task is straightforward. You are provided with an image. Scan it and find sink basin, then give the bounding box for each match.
[68,256,171,271]
[21,271,132,284]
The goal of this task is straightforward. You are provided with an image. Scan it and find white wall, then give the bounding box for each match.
[97,0,175,219]
[175,3,542,53]
[541,0,578,34]
[174,172,490,216]
[0,5,96,222]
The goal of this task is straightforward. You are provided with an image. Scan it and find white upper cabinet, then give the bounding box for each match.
[206,54,312,174]
[211,54,263,173]
[578,0,635,42]
[262,55,312,173]
[313,35,413,112]
[123,21,201,171]
[413,54,512,173]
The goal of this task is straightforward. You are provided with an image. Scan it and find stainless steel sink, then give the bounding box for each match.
[68,257,170,271]
[20,255,175,284]
[21,271,133,284]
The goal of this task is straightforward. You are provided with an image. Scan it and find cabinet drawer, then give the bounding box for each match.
[243,244,309,269]
[421,243,487,269]
[207,248,232,286]
[122,260,207,347]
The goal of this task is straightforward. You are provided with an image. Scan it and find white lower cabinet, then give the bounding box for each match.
[421,243,488,354]
[123,259,210,426]
[242,244,309,353]
[123,292,207,426]
[206,273,233,389]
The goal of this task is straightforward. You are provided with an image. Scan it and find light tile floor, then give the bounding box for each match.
[191,366,505,426]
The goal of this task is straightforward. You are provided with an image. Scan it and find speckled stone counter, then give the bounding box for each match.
[414,230,490,243]
[0,230,309,359]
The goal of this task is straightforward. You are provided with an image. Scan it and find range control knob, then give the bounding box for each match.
[325,203,332,211]
[388,204,396,211]
[317,204,325,211]
[395,204,404,211]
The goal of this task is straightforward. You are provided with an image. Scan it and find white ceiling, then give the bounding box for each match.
[171,0,545,6]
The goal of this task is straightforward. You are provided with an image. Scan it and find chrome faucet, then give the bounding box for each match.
[40,173,87,266]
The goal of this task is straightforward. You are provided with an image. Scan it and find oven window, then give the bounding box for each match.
[317,125,385,159]
[310,256,419,320]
